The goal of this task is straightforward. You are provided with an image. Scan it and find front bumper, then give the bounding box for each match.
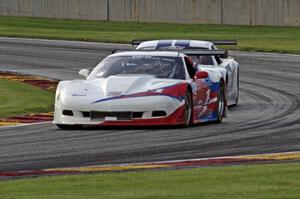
[53,96,185,126]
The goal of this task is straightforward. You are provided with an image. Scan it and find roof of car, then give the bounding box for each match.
[136,40,214,50]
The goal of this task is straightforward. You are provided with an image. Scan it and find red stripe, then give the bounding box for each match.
[100,106,185,126]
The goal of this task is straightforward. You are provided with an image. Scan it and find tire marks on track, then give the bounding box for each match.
[0,38,299,173]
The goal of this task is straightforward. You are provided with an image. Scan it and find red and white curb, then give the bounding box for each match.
[0,71,57,127]
[1,151,299,178]
[0,113,54,127]
[0,71,58,92]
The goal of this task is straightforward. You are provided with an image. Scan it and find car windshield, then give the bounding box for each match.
[90,55,186,80]
[189,55,214,66]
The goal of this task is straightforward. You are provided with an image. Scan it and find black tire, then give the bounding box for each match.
[216,82,226,123]
[184,90,192,127]
[56,124,83,130]
[230,69,239,107]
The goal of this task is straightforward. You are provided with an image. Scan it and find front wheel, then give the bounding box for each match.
[216,83,226,123]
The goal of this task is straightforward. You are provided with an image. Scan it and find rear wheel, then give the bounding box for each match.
[216,82,226,123]
[56,124,83,130]
[231,69,239,107]
[184,90,192,127]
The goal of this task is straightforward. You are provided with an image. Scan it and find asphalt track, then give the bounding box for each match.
[0,37,299,172]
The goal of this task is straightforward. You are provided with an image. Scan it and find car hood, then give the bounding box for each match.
[57,75,185,104]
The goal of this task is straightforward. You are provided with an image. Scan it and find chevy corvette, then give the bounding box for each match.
[54,50,228,129]
[134,39,239,106]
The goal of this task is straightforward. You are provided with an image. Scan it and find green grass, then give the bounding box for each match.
[0,163,299,199]
[1,16,300,54]
[0,79,54,118]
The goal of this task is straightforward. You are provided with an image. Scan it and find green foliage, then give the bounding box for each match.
[0,79,54,118]
[0,163,299,199]
[1,16,300,54]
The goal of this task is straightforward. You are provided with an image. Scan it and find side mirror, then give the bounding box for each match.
[195,71,208,79]
[79,69,90,78]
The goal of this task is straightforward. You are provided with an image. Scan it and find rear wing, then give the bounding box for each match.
[181,49,226,56]
[182,49,228,59]
[112,49,227,57]
[208,40,237,45]
[132,40,237,46]
[132,40,145,46]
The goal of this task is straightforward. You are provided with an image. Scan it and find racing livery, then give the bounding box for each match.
[54,50,227,129]
[134,40,239,106]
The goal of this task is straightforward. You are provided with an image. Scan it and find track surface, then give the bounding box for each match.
[0,37,299,172]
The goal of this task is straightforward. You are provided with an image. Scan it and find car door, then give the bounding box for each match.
[184,56,210,109]
[215,55,233,91]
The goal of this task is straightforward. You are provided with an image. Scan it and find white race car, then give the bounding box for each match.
[134,40,239,106]
[54,50,228,129]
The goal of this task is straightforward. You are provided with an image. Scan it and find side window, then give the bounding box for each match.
[190,55,214,66]
[215,56,222,65]
[184,56,196,78]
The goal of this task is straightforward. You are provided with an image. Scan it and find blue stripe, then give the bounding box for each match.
[156,40,173,49]
[92,84,185,104]
[210,111,218,119]
[174,40,191,48]
[211,82,219,92]
[199,111,218,121]
[92,95,123,104]
[154,83,178,90]
[92,93,185,104]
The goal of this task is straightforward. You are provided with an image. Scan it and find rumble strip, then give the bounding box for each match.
[1,151,299,179]
[0,71,58,127]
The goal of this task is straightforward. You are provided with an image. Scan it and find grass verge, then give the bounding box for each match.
[0,79,54,118]
[1,16,300,54]
[0,163,299,199]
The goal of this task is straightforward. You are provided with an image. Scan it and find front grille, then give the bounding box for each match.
[132,112,143,118]
[91,111,132,121]
[82,111,91,118]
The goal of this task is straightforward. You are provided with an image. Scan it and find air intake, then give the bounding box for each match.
[152,111,167,117]
[62,110,73,116]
